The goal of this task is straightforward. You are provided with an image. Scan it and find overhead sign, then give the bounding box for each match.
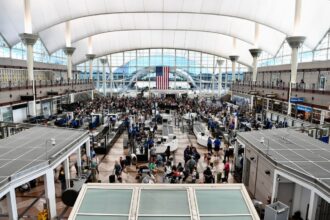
[296,105,312,113]
[290,97,304,103]
[265,94,277,98]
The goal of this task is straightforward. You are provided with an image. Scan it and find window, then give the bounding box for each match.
[319,76,326,90]
[0,35,10,58]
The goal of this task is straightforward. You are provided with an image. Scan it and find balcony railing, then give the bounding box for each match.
[0,79,94,91]
[232,81,330,95]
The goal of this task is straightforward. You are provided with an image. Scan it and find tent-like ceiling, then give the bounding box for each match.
[0,0,329,66]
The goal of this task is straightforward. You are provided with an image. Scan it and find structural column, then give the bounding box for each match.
[96,60,100,90]
[6,188,18,220]
[86,140,91,160]
[84,62,87,80]
[174,50,177,90]
[86,54,96,80]
[286,36,305,116]
[250,95,254,112]
[100,58,108,96]
[76,147,82,177]
[174,70,177,90]
[229,56,239,82]
[271,172,280,203]
[199,72,202,93]
[110,68,114,97]
[249,49,262,83]
[86,54,95,100]
[70,94,74,103]
[63,48,75,80]
[217,60,224,97]
[320,110,325,125]
[44,169,57,219]
[225,61,228,89]
[19,33,38,116]
[307,191,318,220]
[211,70,215,96]
[148,68,152,97]
[63,158,71,189]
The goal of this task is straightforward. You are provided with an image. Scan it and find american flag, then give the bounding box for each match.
[156,66,170,90]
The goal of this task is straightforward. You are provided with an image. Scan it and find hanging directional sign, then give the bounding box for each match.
[296,105,312,112]
[290,97,304,103]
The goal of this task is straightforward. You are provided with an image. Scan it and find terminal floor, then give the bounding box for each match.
[0,124,234,219]
[97,125,234,184]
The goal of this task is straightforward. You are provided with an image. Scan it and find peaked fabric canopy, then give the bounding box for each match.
[0,0,329,66]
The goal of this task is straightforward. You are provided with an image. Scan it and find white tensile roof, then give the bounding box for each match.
[0,0,329,66]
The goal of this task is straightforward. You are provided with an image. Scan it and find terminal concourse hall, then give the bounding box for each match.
[0,0,330,220]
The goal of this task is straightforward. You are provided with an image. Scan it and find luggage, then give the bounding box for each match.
[29,179,37,188]
[117,176,122,183]
[125,155,131,165]
[109,175,116,183]
[217,172,222,183]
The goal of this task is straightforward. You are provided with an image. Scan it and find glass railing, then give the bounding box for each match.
[0,79,94,90]
[232,81,330,93]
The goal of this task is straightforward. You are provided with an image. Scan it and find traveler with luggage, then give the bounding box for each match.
[113,161,122,181]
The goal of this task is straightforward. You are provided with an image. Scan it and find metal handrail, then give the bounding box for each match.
[232,81,329,94]
[0,79,93,90]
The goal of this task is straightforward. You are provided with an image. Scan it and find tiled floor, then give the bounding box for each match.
[96,119,234,184]
[0,118,234,219]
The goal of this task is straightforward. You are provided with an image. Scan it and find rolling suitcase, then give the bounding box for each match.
[217,172,222,183]
[109,175,116,183]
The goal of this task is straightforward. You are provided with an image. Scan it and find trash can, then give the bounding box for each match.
[264,201,289,220]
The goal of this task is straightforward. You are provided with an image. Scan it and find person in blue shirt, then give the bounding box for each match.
[207,137,213,154]
[128,126,133,140]
[210,121,216,133]
[124,117,129,130]
[131,125,136,138]
[214,137,221,158]
[147,138,154,149]
[207,118,212,130]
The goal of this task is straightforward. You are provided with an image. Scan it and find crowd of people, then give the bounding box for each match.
[91,96,238,184]
[59,95,239,185]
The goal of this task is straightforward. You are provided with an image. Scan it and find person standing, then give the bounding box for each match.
[224,160,230,182]
[150,145,156,162]
[203,167,213,183]
[58,167,66,192]
[114,161,122,181]
[184,145,192,163]
[214,137,221,158]
[207,137,213,154]
[165,146,171,162]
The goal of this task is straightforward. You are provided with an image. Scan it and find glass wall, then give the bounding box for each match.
[76,48,248,88]
[0,35,10,58]
[258,31,330,67]
[0,35,67,65]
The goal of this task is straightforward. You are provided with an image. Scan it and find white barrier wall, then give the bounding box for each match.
[136,81,190,89]
[13,108,27,123]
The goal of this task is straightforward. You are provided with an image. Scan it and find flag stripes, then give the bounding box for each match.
[156,66,170,90]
